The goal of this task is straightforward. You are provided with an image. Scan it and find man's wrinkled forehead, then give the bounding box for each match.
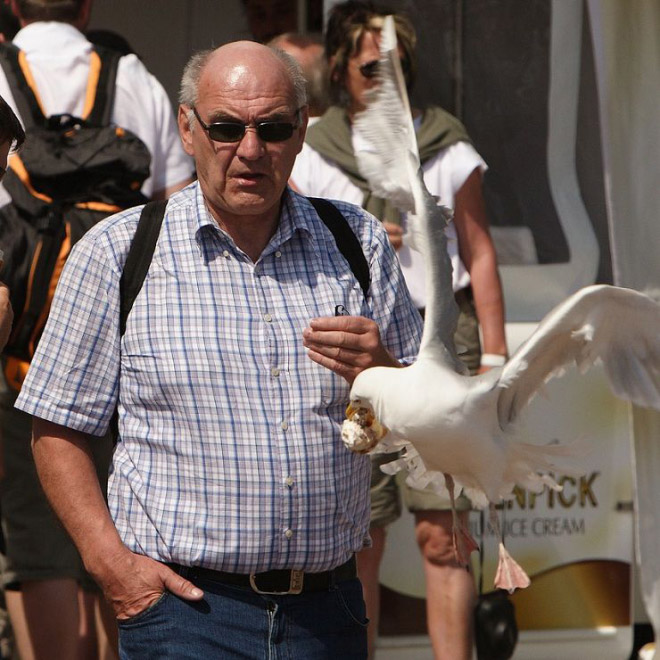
[198,49,295,110]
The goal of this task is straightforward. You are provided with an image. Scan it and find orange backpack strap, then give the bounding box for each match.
[0,43,46,129]
[0,43,122,128]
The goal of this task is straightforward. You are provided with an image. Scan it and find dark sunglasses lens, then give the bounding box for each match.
[208,122,245,142]
[257,122,295,142]
[359,61,379,78]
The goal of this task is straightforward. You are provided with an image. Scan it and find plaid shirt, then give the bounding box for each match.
[16,183,422,572]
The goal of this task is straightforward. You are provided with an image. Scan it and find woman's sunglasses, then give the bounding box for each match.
[358,60,379,79]
[357,58,411,81]
[192,107,300,143]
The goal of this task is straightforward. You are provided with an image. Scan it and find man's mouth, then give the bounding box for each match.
[233,171,265,184]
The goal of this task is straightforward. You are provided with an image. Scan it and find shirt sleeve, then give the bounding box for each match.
[446,141,488,195]
[14,218,130,435]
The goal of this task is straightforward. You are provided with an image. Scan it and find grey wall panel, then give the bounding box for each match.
[89,0,250,108]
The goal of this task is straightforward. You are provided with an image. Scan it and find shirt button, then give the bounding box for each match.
[263,313,272,323]
[281,421,289,431]
[284,476,294,487]
[222,250,230,258]
[271,367,280,377]
[275,250,282,258]
[284,528,294,539]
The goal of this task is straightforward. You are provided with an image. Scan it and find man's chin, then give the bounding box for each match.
[224,191,281,217]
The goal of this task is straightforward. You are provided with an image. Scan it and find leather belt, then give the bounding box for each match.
[170,555,357,595]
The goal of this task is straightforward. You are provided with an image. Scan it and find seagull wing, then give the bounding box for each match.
[352,15,420,213]
[497,284,660,428]
[353,15,462,367]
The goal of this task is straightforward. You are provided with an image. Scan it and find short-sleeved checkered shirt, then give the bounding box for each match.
[16,182,422,573]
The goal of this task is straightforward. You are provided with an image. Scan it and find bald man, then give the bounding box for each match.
[15,42,423,657]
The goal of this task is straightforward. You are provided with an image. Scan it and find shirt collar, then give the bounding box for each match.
[191,183,321,257]
[13,22,90,53]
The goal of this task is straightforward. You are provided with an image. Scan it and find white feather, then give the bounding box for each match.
[353,15,419,213]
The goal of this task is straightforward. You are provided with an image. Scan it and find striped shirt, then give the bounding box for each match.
[16,182,422,573]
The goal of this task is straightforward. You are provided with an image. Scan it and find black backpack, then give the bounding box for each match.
[0,43,151,390]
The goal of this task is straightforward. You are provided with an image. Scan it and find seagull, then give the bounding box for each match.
[342,16,660,591]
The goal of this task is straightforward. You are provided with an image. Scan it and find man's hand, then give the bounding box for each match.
[383,222,404,251]
[303,315,400,384]
[0,282,13,351]
[94,546,203,620]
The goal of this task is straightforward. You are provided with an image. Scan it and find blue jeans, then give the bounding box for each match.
[117,571,368,659]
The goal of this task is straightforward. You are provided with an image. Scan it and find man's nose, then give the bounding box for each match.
[235,126,266,159]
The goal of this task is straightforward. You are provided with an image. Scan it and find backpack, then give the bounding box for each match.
[0,43,151,391]
[120,197,370,335]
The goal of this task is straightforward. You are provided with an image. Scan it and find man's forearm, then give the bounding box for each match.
[31,418,126,577]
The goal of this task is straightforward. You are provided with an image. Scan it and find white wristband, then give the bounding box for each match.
[480,353,507,367]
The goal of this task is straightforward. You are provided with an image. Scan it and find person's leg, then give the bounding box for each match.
[356,525,385,658]
[96,593,119,659]
[79,587,102,659]
[6,579,84,660]
[0,390,114,660]
[358,455,401,658]
[415,509,476,660]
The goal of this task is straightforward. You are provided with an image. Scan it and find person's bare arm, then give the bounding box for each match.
[0,282,13,351]
[453,168,507,371]
[32,418,203,619]
[382,222,404,250]
[303,315,402,384]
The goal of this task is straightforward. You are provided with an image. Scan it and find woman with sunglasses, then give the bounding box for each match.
[290,2,507,659]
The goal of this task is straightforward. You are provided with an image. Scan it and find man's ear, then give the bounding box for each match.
[178,105,195,156]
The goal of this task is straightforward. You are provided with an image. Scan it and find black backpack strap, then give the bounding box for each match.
[308,197,370,300]
[0,43,45,128]
[119,199,167,336]
[87,45,122,126]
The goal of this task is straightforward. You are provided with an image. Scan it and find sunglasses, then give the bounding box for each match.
[358,60,379,79]
[357,58,411,82]
[192,107,300,143]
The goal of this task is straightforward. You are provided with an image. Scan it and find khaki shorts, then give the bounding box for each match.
[0,380,113,589]
[369,289,479,528]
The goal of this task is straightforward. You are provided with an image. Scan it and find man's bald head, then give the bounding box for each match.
[179,41,307,112]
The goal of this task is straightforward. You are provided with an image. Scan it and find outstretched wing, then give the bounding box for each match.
[497,285,660,427]
[352,15,420,212]
[352,15,461,367]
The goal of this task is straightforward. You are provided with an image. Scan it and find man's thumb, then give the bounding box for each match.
[163,571,204,601]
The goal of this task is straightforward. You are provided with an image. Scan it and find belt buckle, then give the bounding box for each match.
[249,570,304,595]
